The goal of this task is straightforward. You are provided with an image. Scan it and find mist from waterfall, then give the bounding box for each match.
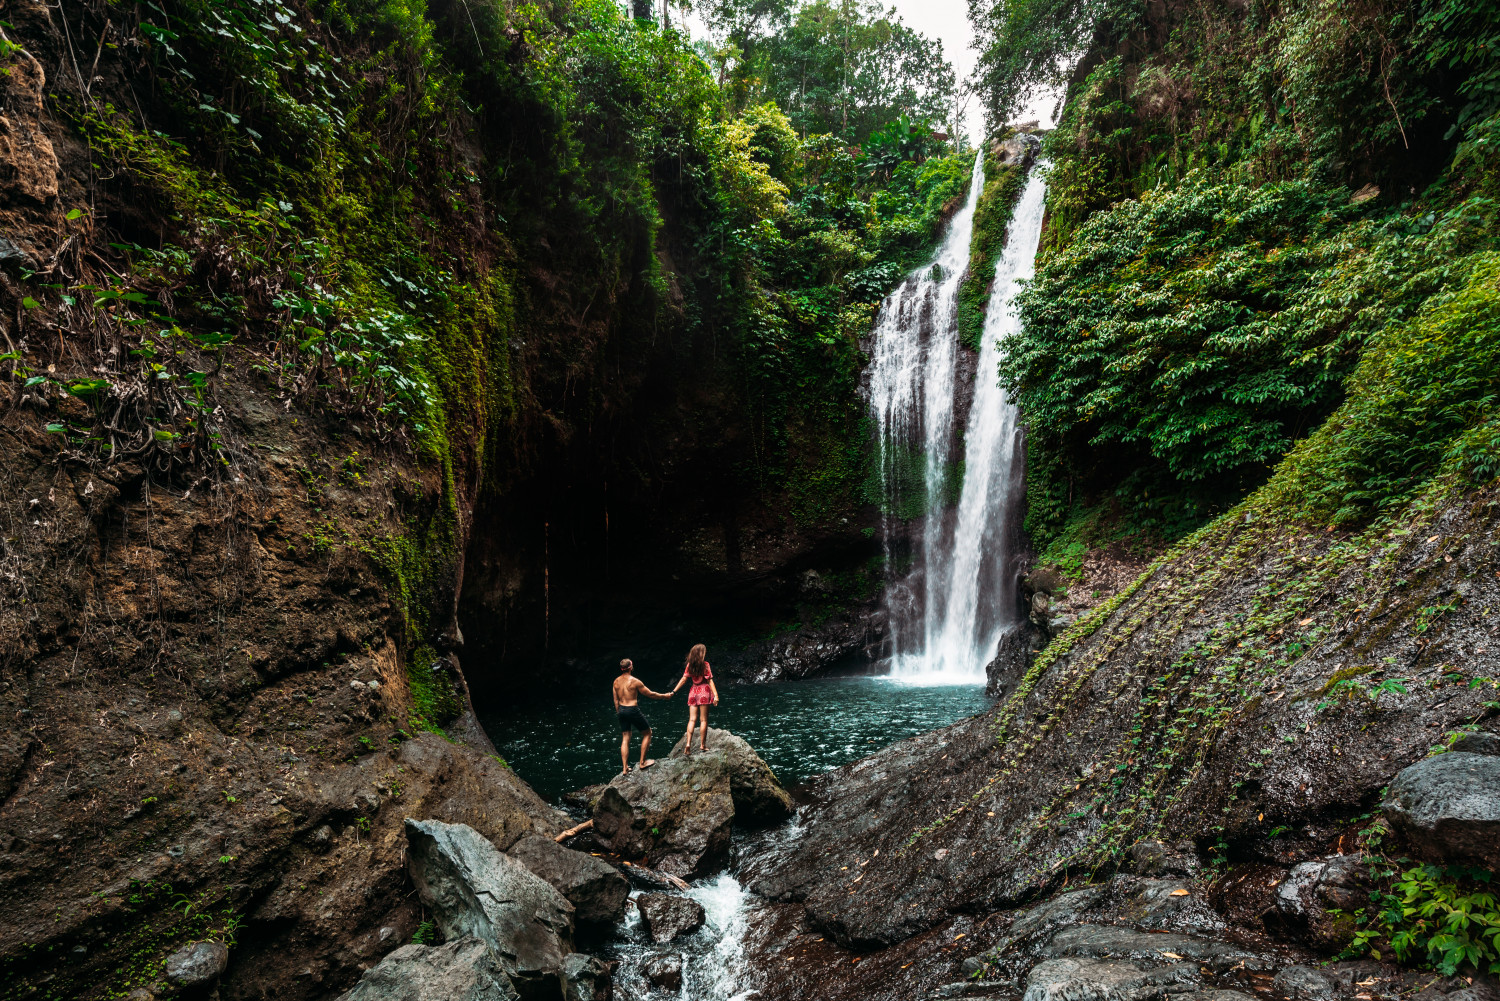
[868,153,1049,683]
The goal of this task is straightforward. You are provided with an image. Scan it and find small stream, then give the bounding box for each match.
[481,677,988,999]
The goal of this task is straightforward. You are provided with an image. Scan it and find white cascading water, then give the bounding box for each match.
[869,151,1049,683]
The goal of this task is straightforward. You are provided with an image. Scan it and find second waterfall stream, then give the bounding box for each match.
[868,147,1049,682]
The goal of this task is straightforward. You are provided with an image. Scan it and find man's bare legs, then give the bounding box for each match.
[620,729,656,772]
[638,730,655,769]
[696,706,709,751]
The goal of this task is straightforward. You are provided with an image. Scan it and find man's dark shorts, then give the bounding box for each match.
[617,706,651,733]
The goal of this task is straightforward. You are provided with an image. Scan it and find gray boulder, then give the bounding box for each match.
[593,755,734,878]
[1022,957,1200,1001]
[667,728,793,825]
[1272,855,1369,949]
[508,833,630,928]
[1451,731,1500,756]
[164,941,229,989]
[405,819,575,997]
[560,953,611,1001]
[1383,752,1500,868]
[637,892,706,943]
[1271,965,1338,1000]
[336,938,518,1001]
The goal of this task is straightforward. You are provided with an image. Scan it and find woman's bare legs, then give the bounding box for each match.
[696,705,709,751]
[682,705,699,755]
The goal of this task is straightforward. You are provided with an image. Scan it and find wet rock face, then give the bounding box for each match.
[720,604,886,683]
[637,892,707,943]
[559,953,612,1001]
[1383,752,1500,868]
[1271,965,1340,1000]
[336,938,518,1001]
[404,819,575,997]
[1023,956,1201,1001]
[986,620,1046,699]
[507,834,630,929]
[744,493,1500,951]
[1268,855,1370,950]
[667,727,793,825]
[164,940,230,990]
[1450,731,1500,755]
[592,755,734,879]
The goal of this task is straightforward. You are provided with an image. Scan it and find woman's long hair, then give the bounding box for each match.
[684,643,708,682]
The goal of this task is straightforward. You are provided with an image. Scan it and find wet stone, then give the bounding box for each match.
[644,954,683,992]
[1272,965,1340,1000]
[637,893,706,944]
[1022,957,1201,1001]
[335,939,518,1001]
[164,940,230,989]
[1383,753,1500,869]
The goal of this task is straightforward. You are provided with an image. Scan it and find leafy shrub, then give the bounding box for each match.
[1271,252,1500,523]
[1343,864,1500,975]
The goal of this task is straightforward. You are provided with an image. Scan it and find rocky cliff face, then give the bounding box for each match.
[741,476,1499,982]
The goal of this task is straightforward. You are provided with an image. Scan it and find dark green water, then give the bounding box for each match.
[479,675,993,801]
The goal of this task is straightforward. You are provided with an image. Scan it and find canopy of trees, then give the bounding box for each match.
[696,0,959,143]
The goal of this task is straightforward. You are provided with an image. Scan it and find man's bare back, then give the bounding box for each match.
[612,673,649,708]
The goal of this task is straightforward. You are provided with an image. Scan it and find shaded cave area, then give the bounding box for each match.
[456,470,887,710]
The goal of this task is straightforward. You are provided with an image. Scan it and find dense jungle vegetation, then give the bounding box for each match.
[1,0,972,652]
[975,0,1500,558]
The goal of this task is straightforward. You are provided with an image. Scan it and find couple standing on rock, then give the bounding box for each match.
[611,643,720,774]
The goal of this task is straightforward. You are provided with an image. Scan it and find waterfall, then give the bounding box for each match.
[868,152,1048,683]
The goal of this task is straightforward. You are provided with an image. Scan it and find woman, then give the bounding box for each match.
[671,643,718,753]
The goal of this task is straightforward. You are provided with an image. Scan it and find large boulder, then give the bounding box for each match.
[667,728,793,825]
[1383,753,1500,868]
[637,893,707,943]
[405,819,575,999]
[336,938,518,1001]
[507,834,631,929]
[592,755,734,878]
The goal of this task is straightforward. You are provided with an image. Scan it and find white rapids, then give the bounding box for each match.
[868,151,1049,684]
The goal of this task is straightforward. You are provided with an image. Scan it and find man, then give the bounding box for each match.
[612,658,673,774]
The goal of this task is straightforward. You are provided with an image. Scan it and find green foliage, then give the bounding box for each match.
[970,0,1139,127]
[703,0,957,143]
[406,645,461,735]
[1005,175,1376,486]
[1343,864,1500,975]
[1270,252,1500,523]
[957,147,1026,351]
[976,0,1500,540]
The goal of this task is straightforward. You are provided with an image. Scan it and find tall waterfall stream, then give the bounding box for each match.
[869,154,1049,683]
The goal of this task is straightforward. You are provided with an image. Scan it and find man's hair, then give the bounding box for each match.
[619,658,633,672]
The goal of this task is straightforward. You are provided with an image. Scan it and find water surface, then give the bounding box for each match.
[480,675,992,801]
